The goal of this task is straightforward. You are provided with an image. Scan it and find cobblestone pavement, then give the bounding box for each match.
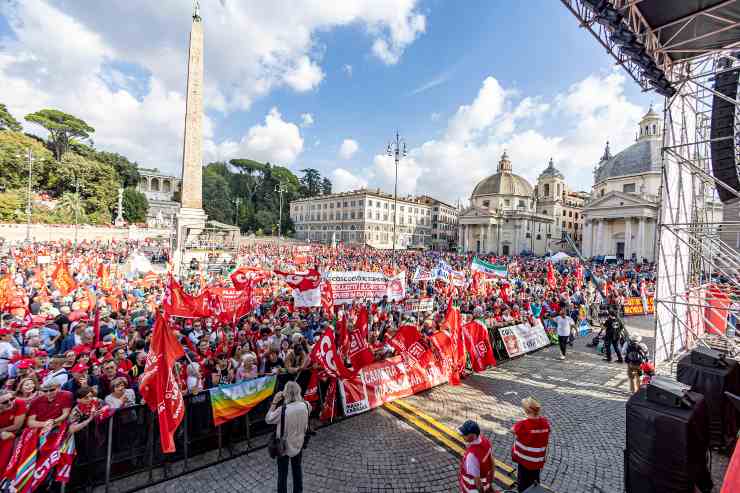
[140,409,459,493]
[138,316,729,493]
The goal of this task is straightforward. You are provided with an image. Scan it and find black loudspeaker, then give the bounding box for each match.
[690,345,728,368]
[625,388,713,493]
[710,60,740,203]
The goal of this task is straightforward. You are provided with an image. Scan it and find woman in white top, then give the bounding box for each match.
[265,381,309,493]
[104,377,136,409]
[186,362,203,394]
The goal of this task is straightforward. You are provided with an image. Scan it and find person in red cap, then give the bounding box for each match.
[0,390,26,469]
[458,420,494,493]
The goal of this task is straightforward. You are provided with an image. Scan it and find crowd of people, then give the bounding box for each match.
[0,238,656,491]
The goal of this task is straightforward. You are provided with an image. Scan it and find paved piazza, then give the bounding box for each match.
[137,316,728,493]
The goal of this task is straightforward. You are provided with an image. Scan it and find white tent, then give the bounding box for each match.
[548,252,571,263]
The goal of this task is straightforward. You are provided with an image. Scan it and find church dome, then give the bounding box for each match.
[471,151,534,198]
[594,106,663,183]
[538,158,564,180]
[594,138,662,183]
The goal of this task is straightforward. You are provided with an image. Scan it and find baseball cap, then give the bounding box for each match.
[458,420,480,436]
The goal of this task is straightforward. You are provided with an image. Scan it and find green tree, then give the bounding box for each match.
[49,153,119,223]
[122,187,149,223]
[299,168,322,197]
[0,104,21,132]
[25,109,95,160]
[55,191,86,224]
[321,177,332,195]
[202,168,234,224]
[0,190,23,221]
[0,131,55,192]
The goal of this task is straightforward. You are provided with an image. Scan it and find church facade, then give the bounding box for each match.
[581,107,663,262]
[458,152,554,255]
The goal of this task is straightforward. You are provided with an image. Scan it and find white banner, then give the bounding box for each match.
[37,255,51,264]
[325,271,406,304]
[292,286,321,307]
[403,297,435,313]
[498,321,550,358]
[411,266,435,282]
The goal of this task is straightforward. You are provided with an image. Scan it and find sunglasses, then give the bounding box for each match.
[40,388,58,393]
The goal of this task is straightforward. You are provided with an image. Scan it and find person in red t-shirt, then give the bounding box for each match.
[0,390,26,469]
[27,381,73,433]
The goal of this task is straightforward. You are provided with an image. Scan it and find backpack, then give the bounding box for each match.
[625,342,647,365]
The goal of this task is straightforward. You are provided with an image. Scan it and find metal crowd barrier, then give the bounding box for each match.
[68,376,331,493]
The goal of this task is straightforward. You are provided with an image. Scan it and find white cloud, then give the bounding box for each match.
[339,139,359,159]
[283,56,324,92]
[362,69,645,203]
[205,107,304,166]
[300,113,314,128]
[332,168,368,191]
[343,64,353,77]
[431,112,441,121]
[0,0,427,174]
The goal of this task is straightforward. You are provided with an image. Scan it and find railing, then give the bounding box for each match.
[68,377,332,493]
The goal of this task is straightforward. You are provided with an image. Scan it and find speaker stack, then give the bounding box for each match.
[710,57,740,203]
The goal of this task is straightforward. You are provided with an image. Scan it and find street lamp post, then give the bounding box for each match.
[386,132,407,265]
[233,197,241,226]
[73,174,82,249]
[15,149,34,243]
[274,184,286,256]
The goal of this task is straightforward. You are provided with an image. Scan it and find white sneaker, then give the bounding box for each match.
[559,355,566,360]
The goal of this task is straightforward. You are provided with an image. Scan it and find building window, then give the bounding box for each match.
[623,183,636,193]
[544,184,550,197]
[518,200,525,208]
[343,202,348,207]
[541,210,547,215]
[600,189,605,197]
[562,210,566,216]
[482,200,490,208]
[504,199,510,207]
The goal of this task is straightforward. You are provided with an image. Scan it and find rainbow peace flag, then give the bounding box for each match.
[209,375,277,426]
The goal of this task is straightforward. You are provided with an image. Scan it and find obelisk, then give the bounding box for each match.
[174,1,207,271]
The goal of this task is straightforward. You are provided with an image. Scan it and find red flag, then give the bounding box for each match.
[321,281,334,317]
[499,283,510,305]
[275,269,321,307]
[163,275,208,318]
[304,370,320,404]
[51,260,76,296]
[230,266,267,290]
[140,315,186,453]
[309,328,356,380]
[463,319,497,372]
[336,311,349,356]
[97,263,112,292]
[92,308,101,346]
[320,378,337,422]
[347,307,374,371]
[389,324,431,368]
[546,261,556,290]
[721,437,740,492]
[441,299,464,385]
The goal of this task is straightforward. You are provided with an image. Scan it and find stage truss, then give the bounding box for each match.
[561,0,740,365]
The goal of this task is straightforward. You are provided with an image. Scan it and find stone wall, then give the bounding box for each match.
[0,223,172,243]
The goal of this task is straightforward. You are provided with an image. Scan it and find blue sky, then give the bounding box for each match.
[0,0,654,203]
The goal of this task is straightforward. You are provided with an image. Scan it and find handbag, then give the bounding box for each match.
[267,403,287,459]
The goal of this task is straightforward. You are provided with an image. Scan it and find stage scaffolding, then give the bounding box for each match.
[561,0,740,364]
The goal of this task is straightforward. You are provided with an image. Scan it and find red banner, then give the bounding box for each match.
[339,354,447,416]
[463,320,497,372]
